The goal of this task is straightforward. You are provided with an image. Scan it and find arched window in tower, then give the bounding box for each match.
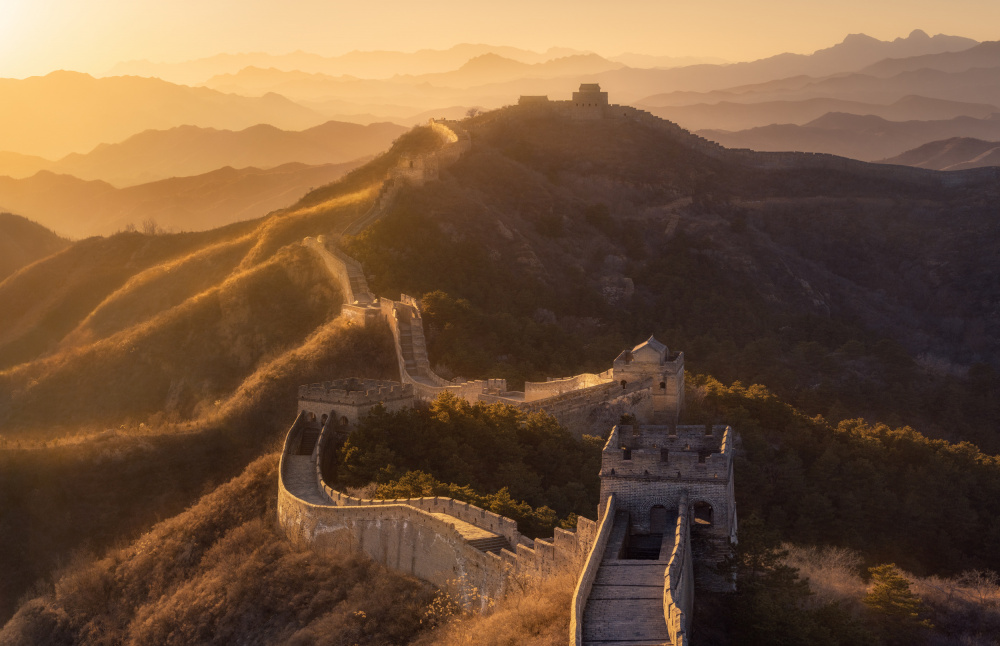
[620,379,627,390]
[693,501,713,526]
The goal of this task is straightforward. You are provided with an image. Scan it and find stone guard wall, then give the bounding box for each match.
[278,420,599,609]
[570,494,617,646]
[665,493,694,646]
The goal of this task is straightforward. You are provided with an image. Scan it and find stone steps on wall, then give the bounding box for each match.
[467,535,512,554]
[582,511,672,646]
[582,598,671,642]
[297,428,321,455]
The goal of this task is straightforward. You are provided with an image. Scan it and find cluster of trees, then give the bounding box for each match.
[332,393,604,537]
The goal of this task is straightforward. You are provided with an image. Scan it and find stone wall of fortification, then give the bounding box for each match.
[664,494,694,646]
[524,371,612,402]
[278,420,599,609]
[570,495,618,646]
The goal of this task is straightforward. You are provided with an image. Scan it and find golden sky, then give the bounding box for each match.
[2,0,999,78]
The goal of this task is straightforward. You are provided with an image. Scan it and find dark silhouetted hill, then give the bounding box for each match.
[0,213,70,282]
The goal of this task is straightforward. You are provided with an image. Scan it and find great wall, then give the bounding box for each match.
[277,87,749,645]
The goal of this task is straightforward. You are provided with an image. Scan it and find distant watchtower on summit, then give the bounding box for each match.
[571,83,609,119]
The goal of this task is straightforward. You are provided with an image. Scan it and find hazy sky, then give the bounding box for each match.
[2,0,999,78]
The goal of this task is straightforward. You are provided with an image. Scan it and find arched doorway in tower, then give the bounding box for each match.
[693,501,714,527]
[650,505,668,534]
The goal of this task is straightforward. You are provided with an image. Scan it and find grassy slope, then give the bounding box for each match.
[0,126,445,621]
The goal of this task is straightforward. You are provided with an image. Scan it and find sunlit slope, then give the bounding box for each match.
[1,453,434,645]
[0,126,443,437]
[0,213,70,282]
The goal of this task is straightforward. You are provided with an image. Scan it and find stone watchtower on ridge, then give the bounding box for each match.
[612,335,684,425]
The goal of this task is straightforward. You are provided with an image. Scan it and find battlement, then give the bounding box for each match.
[298,378,412,405]
[601,424,733,481]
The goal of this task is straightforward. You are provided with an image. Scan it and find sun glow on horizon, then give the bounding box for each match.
[1,0,999,79]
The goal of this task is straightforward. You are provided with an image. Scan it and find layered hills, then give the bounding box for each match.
[1,107,999,641]
[698,112,1000,160]
[0,71,327,158]
[0,161,362,238]
[881,136,1000,170]
[0,120,407,187]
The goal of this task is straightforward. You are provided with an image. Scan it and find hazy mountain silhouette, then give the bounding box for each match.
[0,213,70,282]
[642,95,999,132]
[699,112,1000,160]
[638,65,1000,109]
[881,137,1000,170]
[7,120,405,187]
[0,71,327,158]
[0,160,362,238]
[0,152,51,180]
[588,30,979,98]
[862,40,1000,77]
[108,44,593,85]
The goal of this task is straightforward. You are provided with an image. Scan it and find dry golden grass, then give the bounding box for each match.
[59,233,257,348]
[0,243,342,436]
[415,572,575,646]
[1,454,436,646]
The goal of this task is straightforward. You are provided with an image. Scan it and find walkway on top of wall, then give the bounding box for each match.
[582,511,674,646]
[282,454,331,506]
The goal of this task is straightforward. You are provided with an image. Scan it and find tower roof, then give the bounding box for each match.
[632,334,667,355]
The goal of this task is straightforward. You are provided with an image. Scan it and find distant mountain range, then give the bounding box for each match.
[643,95,999,132]
[0,160,362,238]
[0,120,405,187]
[881,137,1000,170]
[107,44,597,85]
[0,71,328,158]
[0,213,69,282]
[698,112,1000,161]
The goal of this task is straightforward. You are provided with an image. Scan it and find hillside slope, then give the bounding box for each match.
[0,213,70,282]
[2,108,999,640]
[0,125,448,620]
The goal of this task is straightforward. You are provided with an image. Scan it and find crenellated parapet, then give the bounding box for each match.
[277,414,600,611]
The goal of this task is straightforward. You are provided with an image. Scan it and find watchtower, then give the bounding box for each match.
[599,423,737,587]
[613,335,684,424]
[571,83,609,119]
[297,378,413,432]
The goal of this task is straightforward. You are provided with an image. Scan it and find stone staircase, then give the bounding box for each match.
[427,512,511,554]
[394,304,433,378]
[582,511,672,646]
[297,428,321,455]
[467,535,511,554]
